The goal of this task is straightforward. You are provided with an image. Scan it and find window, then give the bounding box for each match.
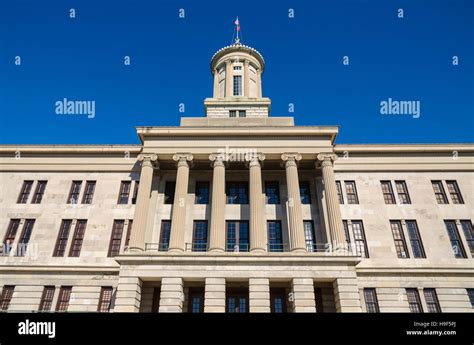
[0,286,14,311]
[159,220,171,251]
[395,181,411,204]
[226,221,249,252]
[336,181,344,204]
[467,289,474,308]
[131,181,139,204]
[108,220,125,257]
[460,220,474,255]
[229,110,237,117]
[239,110,246,118]
[423,288,441,313]
[195,182,209,204]
[352,221,369,258]
[446,181,463,204]
[406,221,426,258]
[56,286,72,312]
[17,219,35,257]
[233,75,242,96]
[299,181,311,204]
[381,181,395,204]
[2,219,20,255]
[226,182,248,204]
[390,221,409,258]
[67,181,82,204]
[69,220,87,257]
[97,287,113,312]
[188,288,204,313]
[267,221,283,252]
[53,220,72,257]
[270,288,287,313]
[226,289,248,313]
[303,220,315,252]
[233,65,242,70]
[345,181,359,204]
[118,181,131,204]
[364,288,380,313]
[82,181,96,204]
[38,286,55,312]
[265,181,280,204]
[192,221,208,252]
[444,221,467,258]
[164,181,176,204]
[406,289,423,313]
[17,181,33,204]
[314,288,324,313]
[31,181,47,204]
[431,181,448,204]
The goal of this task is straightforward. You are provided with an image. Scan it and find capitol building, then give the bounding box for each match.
[0,39,473,314]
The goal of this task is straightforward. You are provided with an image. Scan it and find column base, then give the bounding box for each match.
[168,248,184,254]
[209,248,225,254]
[128,247,144,253]
[250,248,266,254]
[290,247,307,254]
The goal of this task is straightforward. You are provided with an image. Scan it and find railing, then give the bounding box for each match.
[267,242,289,252]
[306,242,359,256]
[185,243,208,252]
[225,243,249,252]
[145,243,169,252]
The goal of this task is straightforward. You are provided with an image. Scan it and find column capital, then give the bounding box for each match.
[173,153,193,167]
[281,152,302,168]
[245,153,265,168]
[209,153,227,168]
[137,153,159,168]
[244,59,250,66]
[316,153,338,168]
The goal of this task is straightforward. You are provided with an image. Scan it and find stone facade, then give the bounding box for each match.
[0,41,473,314]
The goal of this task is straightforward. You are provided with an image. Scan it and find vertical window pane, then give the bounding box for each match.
[233,75,242,96]
[226,182,248,204]
[53,220,72,257]
[446,181,463,204]
[2,219,20,255]
[67,181,82,204]
[345,181,359,204]
[39,286,55,312]
[267,221,283,252]
[192,221,208,252]
[270,288,287,313]
[381,181,395,204]
[226,221,249,252]
[390,221,409,258]
[164,181,176,204]
[314,288,324,313]
[444,221,467,258]
[0,286,15,311]
[467,289,474,308]
[17,181,33,204]
[406,289,423,313]
[17,219,35,257]
[159,220,171,251]
[364,288,380,313]
[395,181,411,204]
[82,181,96,204]
[131,181,139,204]
[195,182,210,204]
[188,288,204,313]
[352,221,369,258]
[406,220,426,258]
[108,220,124,257]
[336,181,344,204]
[299,181,311,204]
[32,181,47,204]
[431,181,448,204]
[460,220,474,255]
[69,220,87,257]
[97,287,113,312]
[265,181,280,204]
[118,181,131,204]
[304,221,315,252]
[56,287,72,312]
[423,288,441,313]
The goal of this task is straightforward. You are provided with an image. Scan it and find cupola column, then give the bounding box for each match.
[244,60,250,97]
[225,59,233,98]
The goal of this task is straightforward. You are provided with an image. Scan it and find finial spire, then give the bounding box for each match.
[234,17,241,44]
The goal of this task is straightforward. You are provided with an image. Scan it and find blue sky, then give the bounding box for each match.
[0,0,473,144]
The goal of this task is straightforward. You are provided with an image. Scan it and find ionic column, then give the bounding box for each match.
[281,153,306,252]
[225,59,233,98]
[208,153,226,252]
[247,153,266,252]
[213,68,219,98]
[168,153,193,253]
[316,154,346,247]
[244,60,250,97]
[129,154,158,252]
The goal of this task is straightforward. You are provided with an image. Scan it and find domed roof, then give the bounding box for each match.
[210,41,265,73]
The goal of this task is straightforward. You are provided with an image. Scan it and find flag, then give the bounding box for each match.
[235,17,240,31]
